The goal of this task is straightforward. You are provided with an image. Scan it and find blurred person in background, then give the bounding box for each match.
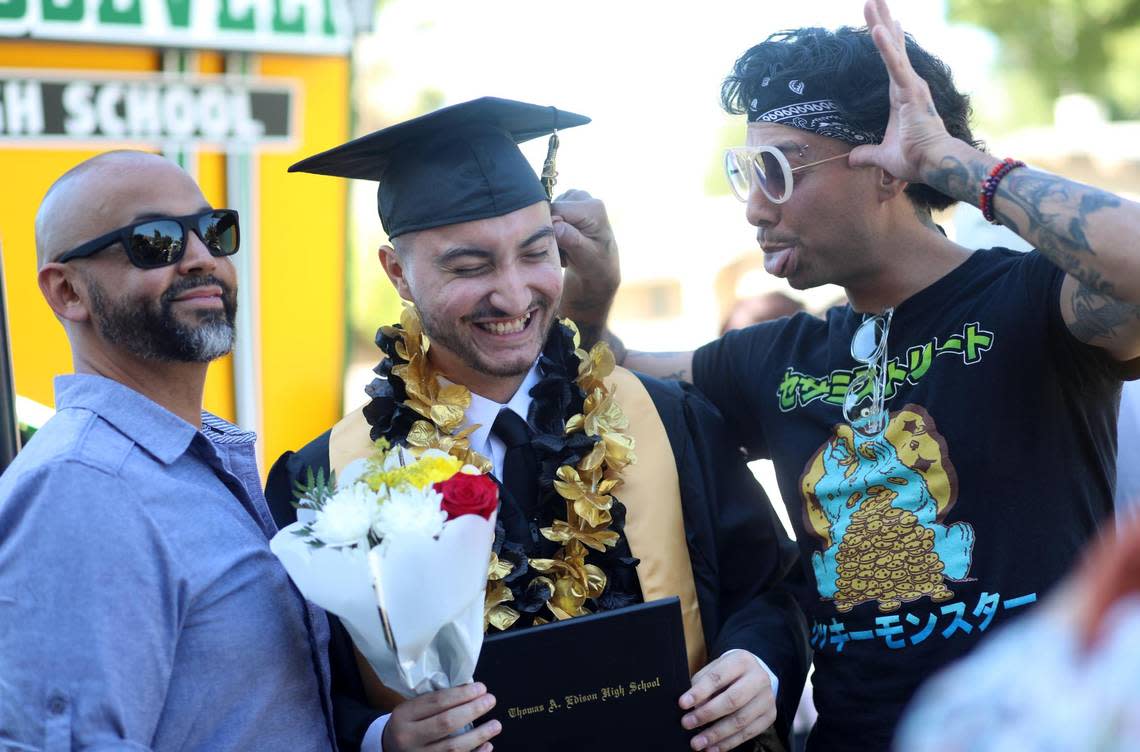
[0,151,336,751]
[721,291,806,335]
[895,514,1140,751]
[550,0,1139,748]
[1116,380,1140,518]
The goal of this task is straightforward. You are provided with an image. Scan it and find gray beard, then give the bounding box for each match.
[86,273,237,363]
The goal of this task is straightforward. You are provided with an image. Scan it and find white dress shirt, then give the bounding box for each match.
[458,364,543,478]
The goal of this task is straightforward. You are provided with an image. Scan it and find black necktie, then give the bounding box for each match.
[491,409,540,521]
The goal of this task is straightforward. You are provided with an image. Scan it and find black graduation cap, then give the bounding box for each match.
[289,96,590,239]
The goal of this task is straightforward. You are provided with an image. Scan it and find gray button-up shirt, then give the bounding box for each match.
[0,374,336,751]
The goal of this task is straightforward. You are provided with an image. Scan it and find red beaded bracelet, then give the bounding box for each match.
[980,158,1026,224]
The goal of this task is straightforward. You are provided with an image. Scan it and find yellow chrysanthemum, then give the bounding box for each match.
[365,454,462,491]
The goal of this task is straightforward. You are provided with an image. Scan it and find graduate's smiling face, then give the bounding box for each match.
[379,200,562,399]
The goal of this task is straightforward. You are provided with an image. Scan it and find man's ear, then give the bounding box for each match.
[878,169,909,203]
[38,263,91,323]
[378,244,414,302]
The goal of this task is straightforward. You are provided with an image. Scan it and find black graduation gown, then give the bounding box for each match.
[265,374,810,750]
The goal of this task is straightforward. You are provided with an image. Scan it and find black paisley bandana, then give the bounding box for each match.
[747,74,878,145]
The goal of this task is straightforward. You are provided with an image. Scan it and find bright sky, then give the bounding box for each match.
[352,0,999,345]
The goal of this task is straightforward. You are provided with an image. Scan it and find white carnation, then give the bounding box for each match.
[310,483,380,547]
[372,484,446,541]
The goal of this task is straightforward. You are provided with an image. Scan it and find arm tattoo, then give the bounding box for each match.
[993,170,1122,292]
[922,156,986,206]
[929,157,1127,300]
[926,151,1138,351]
[1069,282,1140,343]
[924,158,1123,275]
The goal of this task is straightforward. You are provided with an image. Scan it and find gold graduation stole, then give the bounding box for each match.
[328,365,708,707]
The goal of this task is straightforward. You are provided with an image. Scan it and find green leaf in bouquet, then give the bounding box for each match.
[292,465,337,510]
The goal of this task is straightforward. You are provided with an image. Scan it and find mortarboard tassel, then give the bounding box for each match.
[540,130,560,201]
[540,106,560,200]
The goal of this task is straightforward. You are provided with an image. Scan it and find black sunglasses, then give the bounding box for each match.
[56,209,240,270]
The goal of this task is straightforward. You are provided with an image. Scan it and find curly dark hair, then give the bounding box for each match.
[722,26,980,212]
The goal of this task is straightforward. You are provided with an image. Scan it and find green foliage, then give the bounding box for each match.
[949,0,1140,122]
[346,221,404,350]
[292,465,337,507]
[704,116,745,197]
[1104,26,1140,118]
[291,466,338,548]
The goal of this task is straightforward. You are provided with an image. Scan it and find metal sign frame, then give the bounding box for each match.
[0,247,20,473]
[0,68,301,150]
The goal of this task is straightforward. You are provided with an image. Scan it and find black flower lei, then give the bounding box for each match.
[362,316,641,631]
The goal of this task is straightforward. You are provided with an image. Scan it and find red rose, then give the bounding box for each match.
[434,472,499,520]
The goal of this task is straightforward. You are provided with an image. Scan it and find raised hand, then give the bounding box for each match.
[551,189,621,337]
[849,0,956,184]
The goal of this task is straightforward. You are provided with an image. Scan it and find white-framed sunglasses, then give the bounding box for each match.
[724,145,851,204]
[843,307,894,435]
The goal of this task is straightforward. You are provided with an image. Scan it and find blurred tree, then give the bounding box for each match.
[704,115,743,197]
[949,0,1140,122]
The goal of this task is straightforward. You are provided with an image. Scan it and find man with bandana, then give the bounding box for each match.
[553,1,1140,749]
[265,97,810,752]
[0,151,337,751]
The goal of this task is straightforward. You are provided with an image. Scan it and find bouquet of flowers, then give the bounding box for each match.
[269,439,499,696]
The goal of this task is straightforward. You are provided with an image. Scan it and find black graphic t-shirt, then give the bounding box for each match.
[693,249,1122,751]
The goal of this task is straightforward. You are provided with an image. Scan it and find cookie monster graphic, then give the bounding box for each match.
[800,405,975,613]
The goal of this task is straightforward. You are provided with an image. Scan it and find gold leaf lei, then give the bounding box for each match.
[381,307,636,631]
[378,306,493,473]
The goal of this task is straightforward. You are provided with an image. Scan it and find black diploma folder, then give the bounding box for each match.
[473,597,693,751]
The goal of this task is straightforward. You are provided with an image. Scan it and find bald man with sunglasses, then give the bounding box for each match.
[0,150,337,751]
[553,1,1140,750]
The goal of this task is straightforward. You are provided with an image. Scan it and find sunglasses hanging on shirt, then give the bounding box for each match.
[843,307,894,435]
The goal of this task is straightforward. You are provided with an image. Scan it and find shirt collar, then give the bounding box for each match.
[201,412,258,446]
[455,362,542,451]
[53,373,200,465]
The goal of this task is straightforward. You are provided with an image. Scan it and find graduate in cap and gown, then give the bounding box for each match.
[264,97,809,752]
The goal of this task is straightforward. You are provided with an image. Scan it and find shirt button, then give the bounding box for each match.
[47,695,68,715]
